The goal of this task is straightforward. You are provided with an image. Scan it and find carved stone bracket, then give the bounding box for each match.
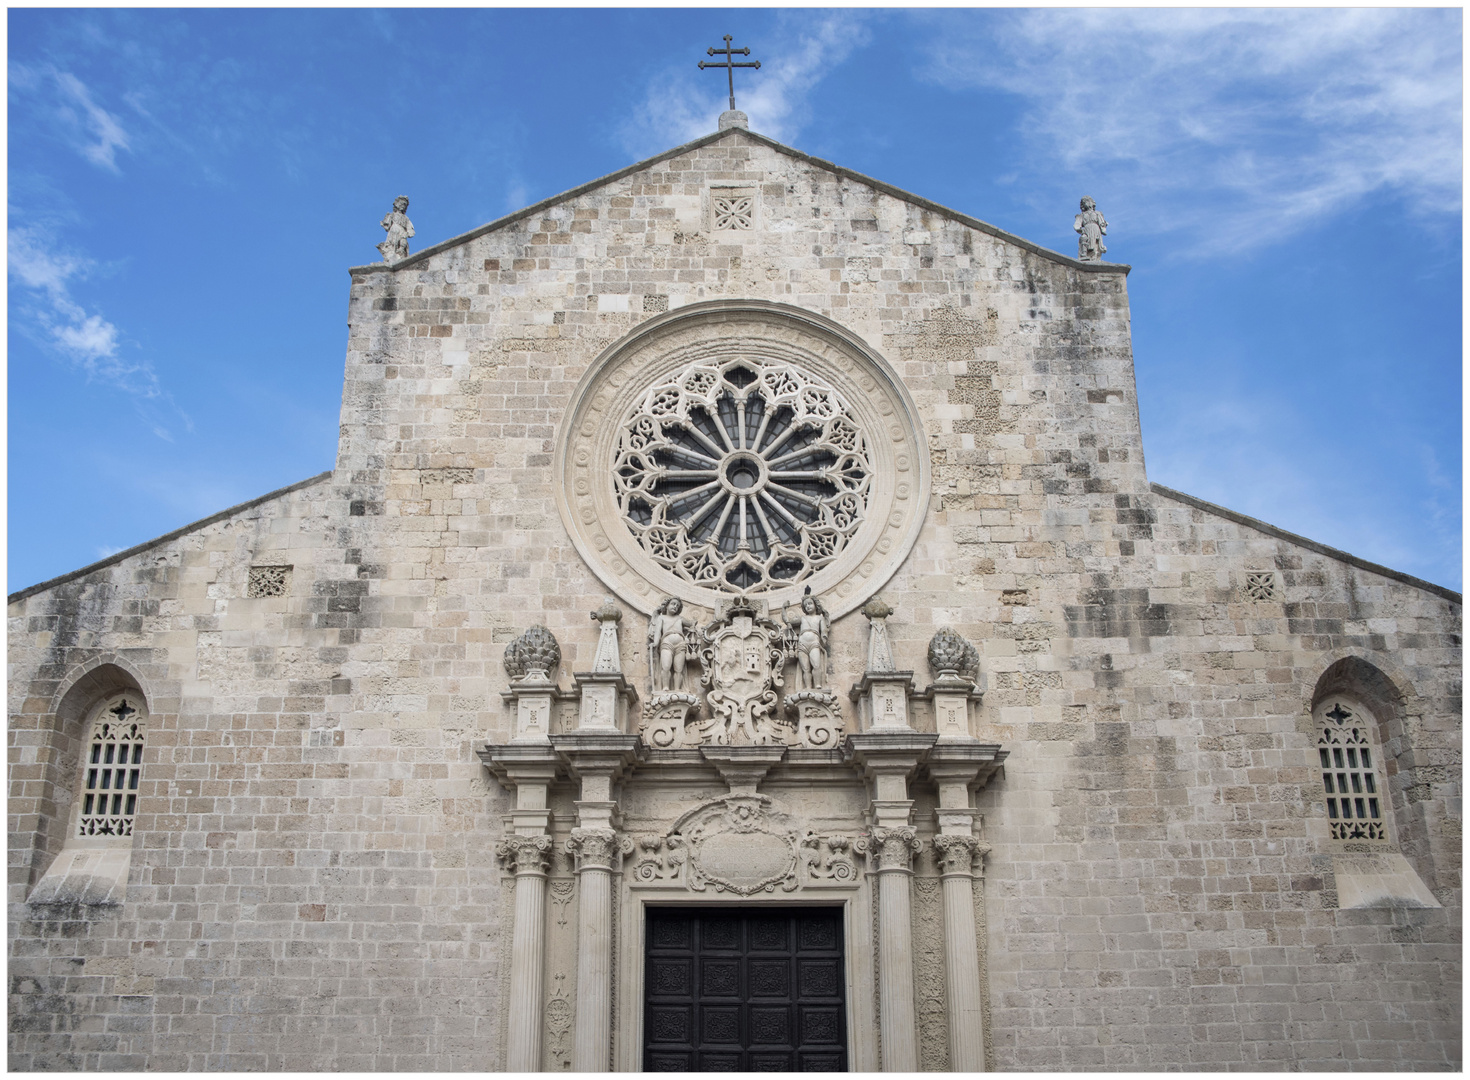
[855,825,923,873]
[497,834,554,876]
[566,828,635,873]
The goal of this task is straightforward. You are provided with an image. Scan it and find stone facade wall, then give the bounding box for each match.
[8,128,1460,1070]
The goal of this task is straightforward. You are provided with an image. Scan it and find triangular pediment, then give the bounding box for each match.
[356,127,1127,277]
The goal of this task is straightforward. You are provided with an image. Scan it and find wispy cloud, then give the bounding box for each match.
[54,71,131,171]
[7,224,189,441]
[9,226,129,366]
[10,64,132,172]
[921,9,1461,255]
[620,14,872,156]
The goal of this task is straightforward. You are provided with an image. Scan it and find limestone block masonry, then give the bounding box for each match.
[8,124,1461,1071]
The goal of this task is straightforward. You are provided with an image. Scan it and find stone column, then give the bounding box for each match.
[933,832,985,1070]
[498,832,554,1071]
[862,824,924,1071]
[925,746,1006,1072]
[481,746,561,1073]
[550,733,640,1073]
[566,827,627,1071]
[847,731,935,1073]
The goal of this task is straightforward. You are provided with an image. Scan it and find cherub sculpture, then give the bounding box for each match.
[648,596,697,693]
[1074,196,1108,262]
[377,196,415,263]
[781,589,830,690]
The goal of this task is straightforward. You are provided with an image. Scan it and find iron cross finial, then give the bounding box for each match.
[699,34,761,112]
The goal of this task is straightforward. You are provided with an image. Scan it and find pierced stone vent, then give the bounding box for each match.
[247,565,292,598]
[1244,572,1278,600]
[613,358,871,593]
[711,188,755,231]
[1317,700,1385,840]
[78,698,146,838]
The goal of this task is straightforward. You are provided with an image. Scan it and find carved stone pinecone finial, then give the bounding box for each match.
[503,625,562,680]
[928,627,979,682]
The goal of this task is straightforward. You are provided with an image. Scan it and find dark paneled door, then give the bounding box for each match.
[644,907,848,1071]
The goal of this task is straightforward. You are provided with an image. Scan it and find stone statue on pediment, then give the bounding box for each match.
[1074,196,1107,262]
[377,196,414,263]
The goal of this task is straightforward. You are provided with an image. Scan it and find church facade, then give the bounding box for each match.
[8,117,1461,1071]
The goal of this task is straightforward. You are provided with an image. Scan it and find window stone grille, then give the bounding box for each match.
[248,565,292,597]
[1317,700,1385,840]
[78,697,146,838]
[612,358,871,592]
[1244,572,1278,600]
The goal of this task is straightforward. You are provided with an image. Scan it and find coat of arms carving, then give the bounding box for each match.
[698,597,789,745]
[640,594,845,749]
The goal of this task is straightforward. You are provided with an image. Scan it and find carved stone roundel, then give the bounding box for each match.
[555,301,931,618]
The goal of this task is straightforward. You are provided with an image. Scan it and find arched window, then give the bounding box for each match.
[28,686,151,906]
[76,693,148,838]
[1313,695,1385,841]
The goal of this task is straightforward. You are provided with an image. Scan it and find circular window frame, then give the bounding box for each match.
[555,300,930,618]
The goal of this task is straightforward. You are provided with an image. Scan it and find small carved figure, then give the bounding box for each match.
[648,597,697,692]
[781,589,830,690]
[377,196,414,263]
[1074,196,1107,262]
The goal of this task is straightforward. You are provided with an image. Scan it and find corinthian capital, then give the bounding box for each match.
[496,834,553,876]
[855,825,922,872]
[565,827,632,871]
[932,833,981,875]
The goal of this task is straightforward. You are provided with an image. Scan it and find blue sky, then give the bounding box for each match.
[8,8,1462,593]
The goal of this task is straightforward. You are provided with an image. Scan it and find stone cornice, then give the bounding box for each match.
[1151,483,1461,604]
[8,470,335,606]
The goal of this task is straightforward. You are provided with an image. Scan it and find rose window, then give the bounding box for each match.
[612,359,872,592]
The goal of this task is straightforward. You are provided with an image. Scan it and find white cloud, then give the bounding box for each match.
[922,9,1461,254]
[53,71,131,172]
[54,312,121,361]
[620,14,872,156]
[8,225,160,400]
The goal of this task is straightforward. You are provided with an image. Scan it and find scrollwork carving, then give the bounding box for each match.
[801,831,858,882]
[630,834,687,883]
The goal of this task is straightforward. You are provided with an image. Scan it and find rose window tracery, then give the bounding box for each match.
[612,359,872,592]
